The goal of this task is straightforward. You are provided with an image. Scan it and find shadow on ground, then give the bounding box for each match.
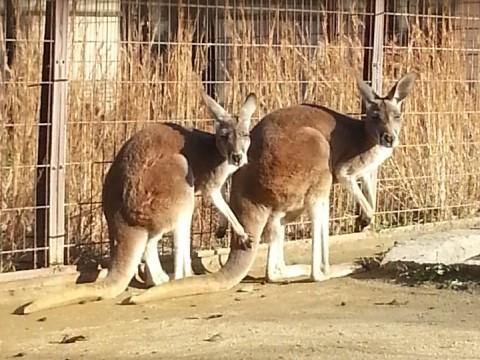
[351,254,480,292]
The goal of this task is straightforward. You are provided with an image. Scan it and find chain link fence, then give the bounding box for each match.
[1,0,479,274]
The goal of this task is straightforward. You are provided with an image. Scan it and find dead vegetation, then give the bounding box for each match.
[0,4,479,271]
[358,256,480,292]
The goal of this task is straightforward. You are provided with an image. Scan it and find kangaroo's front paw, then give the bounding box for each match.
[238,233,254,250]
[355,213,373,232]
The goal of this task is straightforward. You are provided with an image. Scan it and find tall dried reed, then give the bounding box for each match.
[1,4,479,271]
[1,22,43,271]
[378,16,480,228]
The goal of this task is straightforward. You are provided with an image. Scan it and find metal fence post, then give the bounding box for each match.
[35,0,69,268]
[361,0,385,230]
[371,0,385,95]
[371,0,385,226]
[369,0,385,222]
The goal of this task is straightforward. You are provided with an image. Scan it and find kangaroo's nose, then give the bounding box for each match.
[231,153,242,165]
[380,133,395,147]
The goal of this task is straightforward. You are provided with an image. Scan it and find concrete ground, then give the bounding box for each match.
[1,226,480,360]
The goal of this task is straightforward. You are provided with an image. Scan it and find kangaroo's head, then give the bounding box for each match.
[357,72,417,148]
[203,92,257,167]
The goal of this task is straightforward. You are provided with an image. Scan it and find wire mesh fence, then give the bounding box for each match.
[1,0,479,274]
[377,1,480,229]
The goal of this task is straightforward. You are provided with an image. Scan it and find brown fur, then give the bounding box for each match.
[242,105,365,213]
[122,73,416,304]
[104,123,226,233]
[18,93,257,314]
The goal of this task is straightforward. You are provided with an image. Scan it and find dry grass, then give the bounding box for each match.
[378,16,480,228]
[0,21,43,271]
[1,4,479,271]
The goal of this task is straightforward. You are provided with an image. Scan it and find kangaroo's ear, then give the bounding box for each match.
[355,73,379,107]
[386,72,417,105]
[238,92,257,128]
[202,92,229,121]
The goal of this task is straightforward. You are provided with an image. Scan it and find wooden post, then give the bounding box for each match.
[5,0,17,68]
[35,0,69,268]
[3,1,15,143]
[0,12,6,110]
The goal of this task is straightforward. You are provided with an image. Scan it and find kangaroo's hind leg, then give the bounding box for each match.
[173,212,194,280]
[103,220,149,298]
[265,212,311,282]
[143,232,170,287]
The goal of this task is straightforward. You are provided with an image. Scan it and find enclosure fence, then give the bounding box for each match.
[1,0,479,274]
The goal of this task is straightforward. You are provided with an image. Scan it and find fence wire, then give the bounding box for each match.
[1,0,479,273]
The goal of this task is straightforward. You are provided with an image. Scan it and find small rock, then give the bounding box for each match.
[205,314,223,320]
[204,333,222,342]
[450,279,469,291]
[340,301,346,306]
[234,297,241,301]
[374,299,408,306]
[13,353,25,358]
[37,317,47,322]
[184,316,200,320]
[58,335,87,344]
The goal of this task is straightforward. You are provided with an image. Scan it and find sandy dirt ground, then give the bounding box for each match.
[1,230,479,360]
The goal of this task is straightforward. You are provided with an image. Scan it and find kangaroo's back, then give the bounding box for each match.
[103,123,194,232]
[236,105,336,211]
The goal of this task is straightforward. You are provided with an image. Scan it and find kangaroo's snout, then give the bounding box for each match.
[380,133,395,148]
[230,153,243,166]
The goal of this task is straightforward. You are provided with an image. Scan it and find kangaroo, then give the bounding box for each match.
[19,92,257,314]
[116,72,416,305]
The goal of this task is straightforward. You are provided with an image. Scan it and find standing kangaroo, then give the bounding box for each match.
[117,72,416,305]
[19,92,257,314]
